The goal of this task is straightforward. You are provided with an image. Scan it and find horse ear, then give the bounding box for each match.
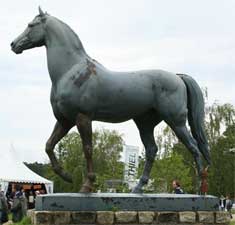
[38,6,45,17]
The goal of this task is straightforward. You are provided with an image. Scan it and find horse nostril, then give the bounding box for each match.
[11,42,14,47]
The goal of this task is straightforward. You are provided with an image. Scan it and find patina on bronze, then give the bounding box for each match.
[35,193,219,211]
[11,7,210,193]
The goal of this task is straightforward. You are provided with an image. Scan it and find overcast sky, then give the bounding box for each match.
[0,0,234,163]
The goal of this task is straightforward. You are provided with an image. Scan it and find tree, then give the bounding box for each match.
[171,142,198,193]
[150,152,192,193]
[204,103,235,196]
[46,129,125,192]
[208,124,235,196]
[205,103,235,146]
[25,162,50,177]
[154,125,177,159]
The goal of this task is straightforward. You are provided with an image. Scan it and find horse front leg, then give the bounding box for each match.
[46,120,73,183]
[76,113,95,193]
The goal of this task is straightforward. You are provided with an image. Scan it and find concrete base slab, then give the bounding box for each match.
[35,193,219,212]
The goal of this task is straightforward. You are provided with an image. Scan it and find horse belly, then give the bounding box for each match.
[93,108,148,123]
[94,91,153,122]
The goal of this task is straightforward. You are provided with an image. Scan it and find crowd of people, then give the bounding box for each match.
[0,184,44,224]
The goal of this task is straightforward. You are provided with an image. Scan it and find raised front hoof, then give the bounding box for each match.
[131,186,143,194]
[79,184,93,193]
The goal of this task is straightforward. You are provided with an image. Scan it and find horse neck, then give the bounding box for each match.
[44,17,87,84]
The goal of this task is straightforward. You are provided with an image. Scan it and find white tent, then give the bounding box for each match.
[0,152,53,194]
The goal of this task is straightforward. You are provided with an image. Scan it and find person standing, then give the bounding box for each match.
[172,180,184,194]
[0,189,8,225]
[11,185,27,223]
[225,195,233,218]
[28,191,35,209]
[219,195,226,211]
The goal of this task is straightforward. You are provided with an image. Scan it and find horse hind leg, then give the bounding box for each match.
[132,117,160,193]
[167,122,203,191]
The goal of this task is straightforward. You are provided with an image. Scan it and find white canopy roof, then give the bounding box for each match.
[0,151,52,184]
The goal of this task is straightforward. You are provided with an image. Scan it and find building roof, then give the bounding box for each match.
[0,151,52,184]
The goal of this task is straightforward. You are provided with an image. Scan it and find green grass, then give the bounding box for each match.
[11,216,32,225]
[230,221,235,225]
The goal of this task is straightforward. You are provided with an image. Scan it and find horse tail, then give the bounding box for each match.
[178,74,211,165]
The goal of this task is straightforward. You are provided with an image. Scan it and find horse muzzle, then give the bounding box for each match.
[11,35,31,54]
[11,41,24,54]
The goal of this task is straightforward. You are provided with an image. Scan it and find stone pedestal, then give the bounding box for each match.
[30,210,231,225]
[36,193,219,211]
[29,193,231,225]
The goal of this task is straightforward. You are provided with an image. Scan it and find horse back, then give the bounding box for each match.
[51,60,186,123]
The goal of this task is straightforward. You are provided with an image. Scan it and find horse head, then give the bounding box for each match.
[11,7,48,54]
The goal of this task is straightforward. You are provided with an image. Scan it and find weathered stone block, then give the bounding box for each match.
[138,211,155,224]
[215,211,231,224]
[71,211,96,224]
[28,210,35,225]
[179,211,196,223]
[34,211,54,225]
[158,212,178,223]
[198,211,215,223]
[115,211,137,223]
[27,209,34,218]
[97,211,114,224]
[53,211,71,224]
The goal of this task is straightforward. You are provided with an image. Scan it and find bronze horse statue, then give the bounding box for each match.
[11,7,210,193]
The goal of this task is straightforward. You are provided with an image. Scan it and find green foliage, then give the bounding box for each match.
[154,125,177,158]
[150,152,192,193]
[152,121,195,193]
[204,103,235,196]
[230,221,235,225]
[46,129,125,192]
[208,124,235,196]
[12,216,32,225]
[92,129,124,191]
[205,103,235,146]
[24,162,49,177]
[172,142,198,193]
